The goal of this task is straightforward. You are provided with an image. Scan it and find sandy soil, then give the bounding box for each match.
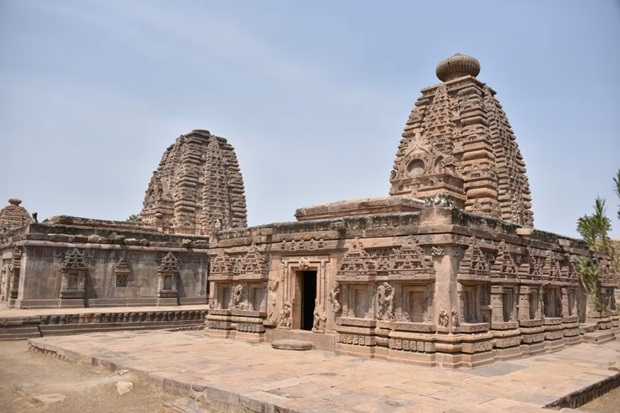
[581,385,620,413]
[0,340,201,413]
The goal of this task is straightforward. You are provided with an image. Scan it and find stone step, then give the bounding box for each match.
[582,330,616,344]
[164,397,207,413]
[0,331,41,340]
[0,325,41,340]
[272,339,313,351]
[580,323,598,334]
[266,329,336,351]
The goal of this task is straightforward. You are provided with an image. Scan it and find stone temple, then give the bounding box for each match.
[1,54,618,367]
[139,129,248,235]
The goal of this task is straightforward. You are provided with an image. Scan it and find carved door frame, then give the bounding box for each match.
[278,255,330,331]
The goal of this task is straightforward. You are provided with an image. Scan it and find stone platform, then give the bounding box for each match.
[0,305,208,340]
[29,330,620,413]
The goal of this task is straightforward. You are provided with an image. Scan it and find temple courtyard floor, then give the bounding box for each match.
[0,329,616,413]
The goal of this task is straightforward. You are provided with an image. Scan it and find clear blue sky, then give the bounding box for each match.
[1,0,619,238]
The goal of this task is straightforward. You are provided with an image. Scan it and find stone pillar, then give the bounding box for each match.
[518,286,530,322]
[432,246,463,367]
[561,286,581,345]
[490,286,503,325]
[561,287,570,318]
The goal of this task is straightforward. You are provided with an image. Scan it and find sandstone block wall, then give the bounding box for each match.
[0,218,209,309]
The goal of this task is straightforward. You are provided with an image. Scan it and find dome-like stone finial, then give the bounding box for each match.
[436,53,480,82]
[8,198,22,206]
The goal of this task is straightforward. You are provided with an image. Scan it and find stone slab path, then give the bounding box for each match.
[29,331,620,413]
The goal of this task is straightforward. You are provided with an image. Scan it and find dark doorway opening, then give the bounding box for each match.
[300,271,317,331]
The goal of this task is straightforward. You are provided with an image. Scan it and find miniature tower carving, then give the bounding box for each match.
[389,54,533,227]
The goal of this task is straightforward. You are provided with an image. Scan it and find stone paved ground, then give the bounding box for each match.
[28,331,620,413]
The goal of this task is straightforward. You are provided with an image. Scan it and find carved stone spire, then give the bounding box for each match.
[139,129,248,234]
[389,54,534,227]
[0,198,31,232]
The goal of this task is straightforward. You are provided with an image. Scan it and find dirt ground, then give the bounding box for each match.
[581,385,620,413]
[0,340,204,413]
[0,339,619,413]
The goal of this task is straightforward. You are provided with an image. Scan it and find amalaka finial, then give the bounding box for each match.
[436,53,480,82]
[8,198,22,206]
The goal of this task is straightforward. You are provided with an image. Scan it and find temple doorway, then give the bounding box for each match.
[295,270,317,331]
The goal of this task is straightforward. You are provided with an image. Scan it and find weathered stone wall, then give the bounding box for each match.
[1,218,209,309]
[206,201,619,367]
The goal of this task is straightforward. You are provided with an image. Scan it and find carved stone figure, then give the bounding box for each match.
[268,277,279,323]
[329,284,341,314]
[279,301,292,329]
[213,218,222,231]
[231,284,244,309]
[312,300,327,333]
[439,310,449,327]
[376,282,395,320]
[451,308,460,329]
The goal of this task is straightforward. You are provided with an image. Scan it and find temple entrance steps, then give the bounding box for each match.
[582,329,616,344]
[265,328,335,352]
[580,318,619,344]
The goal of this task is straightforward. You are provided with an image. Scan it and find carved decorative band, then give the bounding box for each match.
[389,338,435,353]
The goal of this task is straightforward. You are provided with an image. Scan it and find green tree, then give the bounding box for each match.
[576,198,612,313]
[614,169,620,220]
[576,170,619,314]
[126,214,139,223]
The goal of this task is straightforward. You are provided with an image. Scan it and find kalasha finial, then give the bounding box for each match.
[436,53,481,82]
[8,198,22,206]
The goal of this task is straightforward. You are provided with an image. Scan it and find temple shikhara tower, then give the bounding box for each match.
[390,54,533,227]
[0,198,31,232]
[1,54,618,367]
[139,129,248,235]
